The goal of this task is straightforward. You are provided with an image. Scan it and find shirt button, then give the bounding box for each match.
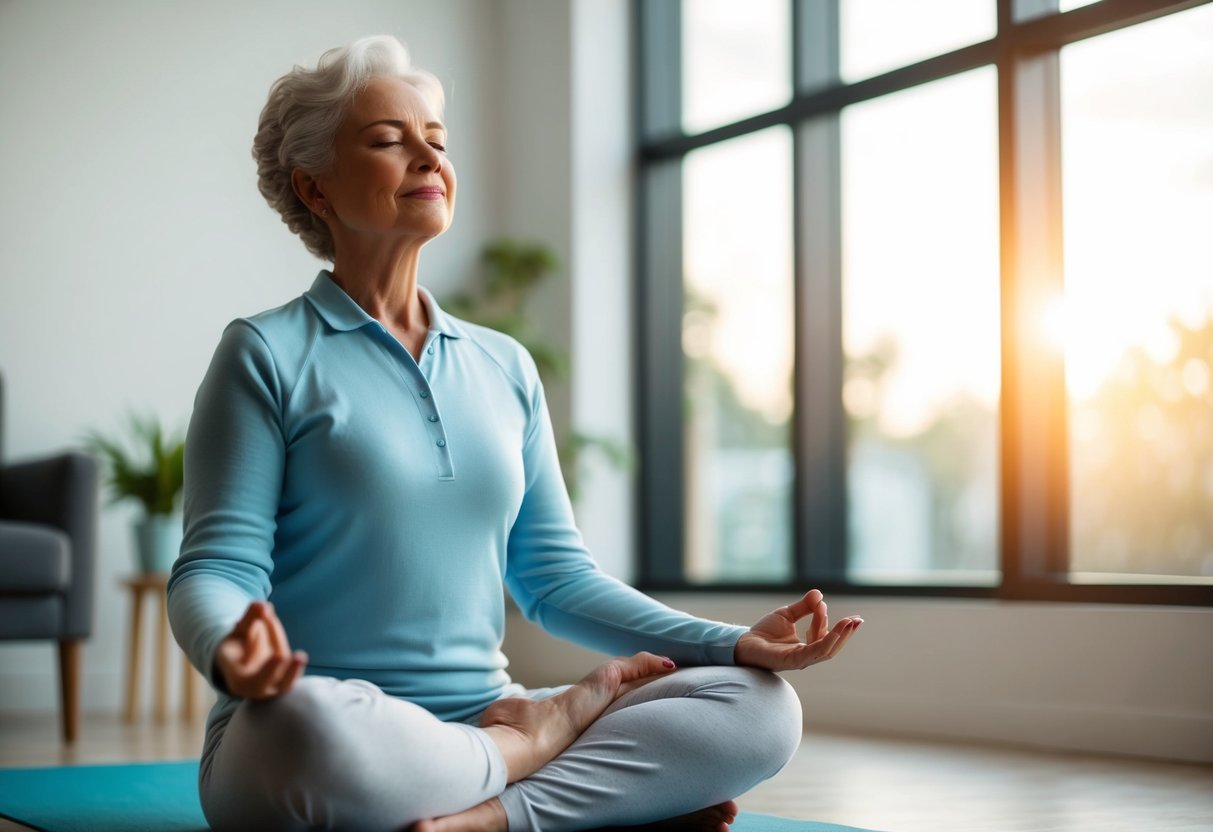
[420,391,430,399]
[436,439,446,448]
[428,415,439,422]
[427,346,435,355]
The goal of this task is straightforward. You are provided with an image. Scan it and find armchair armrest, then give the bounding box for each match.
[0,452,100,639]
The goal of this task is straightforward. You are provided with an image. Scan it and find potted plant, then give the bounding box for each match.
[85,415,185,574]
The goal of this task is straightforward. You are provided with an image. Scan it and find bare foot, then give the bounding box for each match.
[410,798,739,832]
[594,800,740,832]
[479,652,676,783]
[411,654,677,831]
[410,797,508,832]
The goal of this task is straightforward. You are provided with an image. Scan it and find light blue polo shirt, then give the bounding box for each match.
[167,271,746,729]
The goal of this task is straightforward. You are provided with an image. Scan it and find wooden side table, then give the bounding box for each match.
[120,573,202,722]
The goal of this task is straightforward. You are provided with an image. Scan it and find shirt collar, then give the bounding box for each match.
[304,270,466,339]
[418,285,467,340]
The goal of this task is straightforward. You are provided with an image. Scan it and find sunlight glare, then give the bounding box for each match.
[1038,289,1188,401]
[1041,293,1069,352]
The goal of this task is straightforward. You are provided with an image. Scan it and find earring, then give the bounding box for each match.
[321,208,329,217]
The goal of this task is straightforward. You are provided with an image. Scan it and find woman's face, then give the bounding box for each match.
[316,76,456,247]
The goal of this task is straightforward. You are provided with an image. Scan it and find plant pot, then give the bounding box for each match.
[133,514,183,575]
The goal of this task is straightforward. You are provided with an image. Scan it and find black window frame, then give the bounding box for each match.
[633,0,1213,606]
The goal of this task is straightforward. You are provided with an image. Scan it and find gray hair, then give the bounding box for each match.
[252,36,445,261]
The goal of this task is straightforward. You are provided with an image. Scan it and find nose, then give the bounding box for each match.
[410,139,442,174]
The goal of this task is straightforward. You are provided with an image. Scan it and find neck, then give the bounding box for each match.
[329,237,429,332]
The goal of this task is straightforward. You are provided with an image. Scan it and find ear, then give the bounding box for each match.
[291,168,328,217]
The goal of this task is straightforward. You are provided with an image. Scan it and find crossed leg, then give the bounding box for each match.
[420,666,803,832]
[197,660,801,831]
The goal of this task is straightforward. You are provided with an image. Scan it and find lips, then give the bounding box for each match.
[403,186,445,199]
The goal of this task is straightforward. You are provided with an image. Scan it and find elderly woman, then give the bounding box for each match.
[168,35,862,832]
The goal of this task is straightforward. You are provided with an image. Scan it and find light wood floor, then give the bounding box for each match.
[1,712,1211,831]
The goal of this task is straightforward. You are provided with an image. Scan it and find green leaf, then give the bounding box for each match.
[82,412,185,516]
[441,236,633,504]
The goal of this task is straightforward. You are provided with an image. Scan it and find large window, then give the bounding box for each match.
[636,0,1213,604]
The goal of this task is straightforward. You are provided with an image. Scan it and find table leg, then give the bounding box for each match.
[155,588,169,721]
[182,652,197,720]
[124,587,144,723]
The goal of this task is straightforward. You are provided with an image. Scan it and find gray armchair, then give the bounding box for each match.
[0,373,100,743]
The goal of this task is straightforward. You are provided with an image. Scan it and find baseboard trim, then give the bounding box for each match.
[789,684,1213,763]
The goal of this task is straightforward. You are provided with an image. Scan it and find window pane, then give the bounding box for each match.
[682,0,791,134]
[841,0,996,82]
[841,68,1001,585]
[1058,0,1101,12]
[1015,0,1099,24]
[683,127,794,583]
[1061,5,1213,580]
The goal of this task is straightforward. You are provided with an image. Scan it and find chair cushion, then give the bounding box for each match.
[0,596,63,638]
[0,521,71,593]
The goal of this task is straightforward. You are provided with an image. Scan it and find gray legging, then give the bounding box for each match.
[198,665,804,831]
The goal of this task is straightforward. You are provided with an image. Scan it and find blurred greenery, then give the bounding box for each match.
[684,282,1213,579]
[682,287,793,581]
[445,239,631,500]
[856,310,1213,578]
[846,355,996,575]
[445,240,568,380]
[83,414,184,516]
[1070,312,1213,576]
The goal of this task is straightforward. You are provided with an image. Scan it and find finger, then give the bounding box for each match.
[244,653,290,699]
[224,620,271,674]
[812,620,848,658]
[782,589,824,622]
[772,642,809,670]
[260,650,300,695]
[616,652,677,682]
[227,651,281,697]
[779,618,861,669]
[809,600,829,644]
[272,651,309,695]
[230,601,269,638]
[780,642,822,670]
[265,650,308,693]
[822,621,851,660]
[827,620,858,658]
[825,618,863,660]
[218,652,263,694]
[261,602,293,660]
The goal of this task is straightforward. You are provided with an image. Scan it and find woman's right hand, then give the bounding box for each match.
[213,600,308,700]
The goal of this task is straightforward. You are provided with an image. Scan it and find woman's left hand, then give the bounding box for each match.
[733,589,862,671]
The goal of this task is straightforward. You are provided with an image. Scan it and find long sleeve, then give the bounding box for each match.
[168,274,746,725]
[167,320,285,692]
[504,363,748,667]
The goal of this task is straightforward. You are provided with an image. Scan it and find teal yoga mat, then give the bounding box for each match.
[0,760,877,832]
[0,760,207,832]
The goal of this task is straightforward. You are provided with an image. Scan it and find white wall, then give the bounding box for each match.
[0,0,504,715]
[490,0,634,579]
[3,0,1211,767]
[494,0,574,453]
[569,0,635,582]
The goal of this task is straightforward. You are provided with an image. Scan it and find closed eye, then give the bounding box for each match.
[371,140,447,153]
